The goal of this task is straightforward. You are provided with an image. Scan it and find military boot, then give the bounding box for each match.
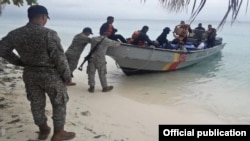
[102,86,114,92]
[88,86,95,93]
[66,82,76,86]
[38,122,51,140]
[51,126,75,141]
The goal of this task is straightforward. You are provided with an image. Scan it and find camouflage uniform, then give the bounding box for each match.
[65,33,91,74]
[0,22,71,128]
[87,36,117,88]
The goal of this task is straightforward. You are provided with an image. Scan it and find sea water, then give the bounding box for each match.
[1,18,250,124]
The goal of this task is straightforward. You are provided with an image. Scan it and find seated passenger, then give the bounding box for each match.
[192,23,206,40]
[156,27,172,49]
[100,16,127,43]
[206,24,217,48]
[194,23,205,31]
[128,25,156,47]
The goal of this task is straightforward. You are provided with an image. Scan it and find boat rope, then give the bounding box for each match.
[115,46,156,73]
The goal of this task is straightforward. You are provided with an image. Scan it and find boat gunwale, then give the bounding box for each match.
[118,42,226,54]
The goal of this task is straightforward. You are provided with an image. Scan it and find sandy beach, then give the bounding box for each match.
[0,58,227,141]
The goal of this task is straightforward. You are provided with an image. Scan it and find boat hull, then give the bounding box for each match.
[106,41,226,75]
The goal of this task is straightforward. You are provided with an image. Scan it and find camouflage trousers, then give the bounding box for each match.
[87,60,108,88]
[23,70,69,128]
[66,55,79,76]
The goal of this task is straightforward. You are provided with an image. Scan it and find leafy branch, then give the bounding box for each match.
[0,0,37,15]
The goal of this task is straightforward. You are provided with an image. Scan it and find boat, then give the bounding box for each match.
[106,37,226,76]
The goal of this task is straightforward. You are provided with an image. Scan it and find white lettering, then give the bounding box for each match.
[163,129,170,136]
[197,131,203,138]
[196,129,247,138]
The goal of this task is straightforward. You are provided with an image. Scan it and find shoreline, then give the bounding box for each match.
[0,58,227,141]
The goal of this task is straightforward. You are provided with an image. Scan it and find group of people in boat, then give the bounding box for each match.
[100,16,217,51]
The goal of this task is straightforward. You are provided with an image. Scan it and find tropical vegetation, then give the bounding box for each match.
[0,0,37,15]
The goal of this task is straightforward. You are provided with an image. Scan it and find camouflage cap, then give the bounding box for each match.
[28,5,50,19]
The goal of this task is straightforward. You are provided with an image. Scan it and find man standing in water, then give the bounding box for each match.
[0,5,75,141]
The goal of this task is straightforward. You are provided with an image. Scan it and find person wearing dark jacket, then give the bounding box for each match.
[206,24,217,48]
[156,27,172,49]
[194,23,205,31]
[193,23,206,40]
[99,16,127,43]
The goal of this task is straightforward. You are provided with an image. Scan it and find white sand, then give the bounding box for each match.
[0,64,227,141]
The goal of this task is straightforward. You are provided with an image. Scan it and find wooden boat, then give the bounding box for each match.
[106,37,226,75]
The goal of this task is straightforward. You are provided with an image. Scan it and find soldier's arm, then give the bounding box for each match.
[84,37,92,44]
[47,31,71,82]
[0,34,24,66]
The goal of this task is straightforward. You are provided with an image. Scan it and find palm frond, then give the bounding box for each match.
[0,0,37,15]
[159,0,190,13]
[246,0,249,13]
[158,0,249,31]
[189,0,206,24]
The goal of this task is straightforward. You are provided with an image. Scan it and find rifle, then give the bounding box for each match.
[78,37,105,71]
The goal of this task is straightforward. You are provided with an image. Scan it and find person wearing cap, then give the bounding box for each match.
[0,5,75,141]
[65,27,93,82]
[87,31,120,93]
[99,16,127,43]
[156,27,172,49]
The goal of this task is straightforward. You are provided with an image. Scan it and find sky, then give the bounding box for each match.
[1,0,250,22]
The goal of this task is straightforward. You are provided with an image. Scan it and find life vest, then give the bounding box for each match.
[106,24,113,37]
[129,31,146,46]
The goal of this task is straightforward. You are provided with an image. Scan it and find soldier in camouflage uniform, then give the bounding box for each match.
[87,32,120,93]
[65,27,92,85]
[0,5,75,141]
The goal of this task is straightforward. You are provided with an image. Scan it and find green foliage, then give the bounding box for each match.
[0,0,37,6]
[0,0,37,15]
